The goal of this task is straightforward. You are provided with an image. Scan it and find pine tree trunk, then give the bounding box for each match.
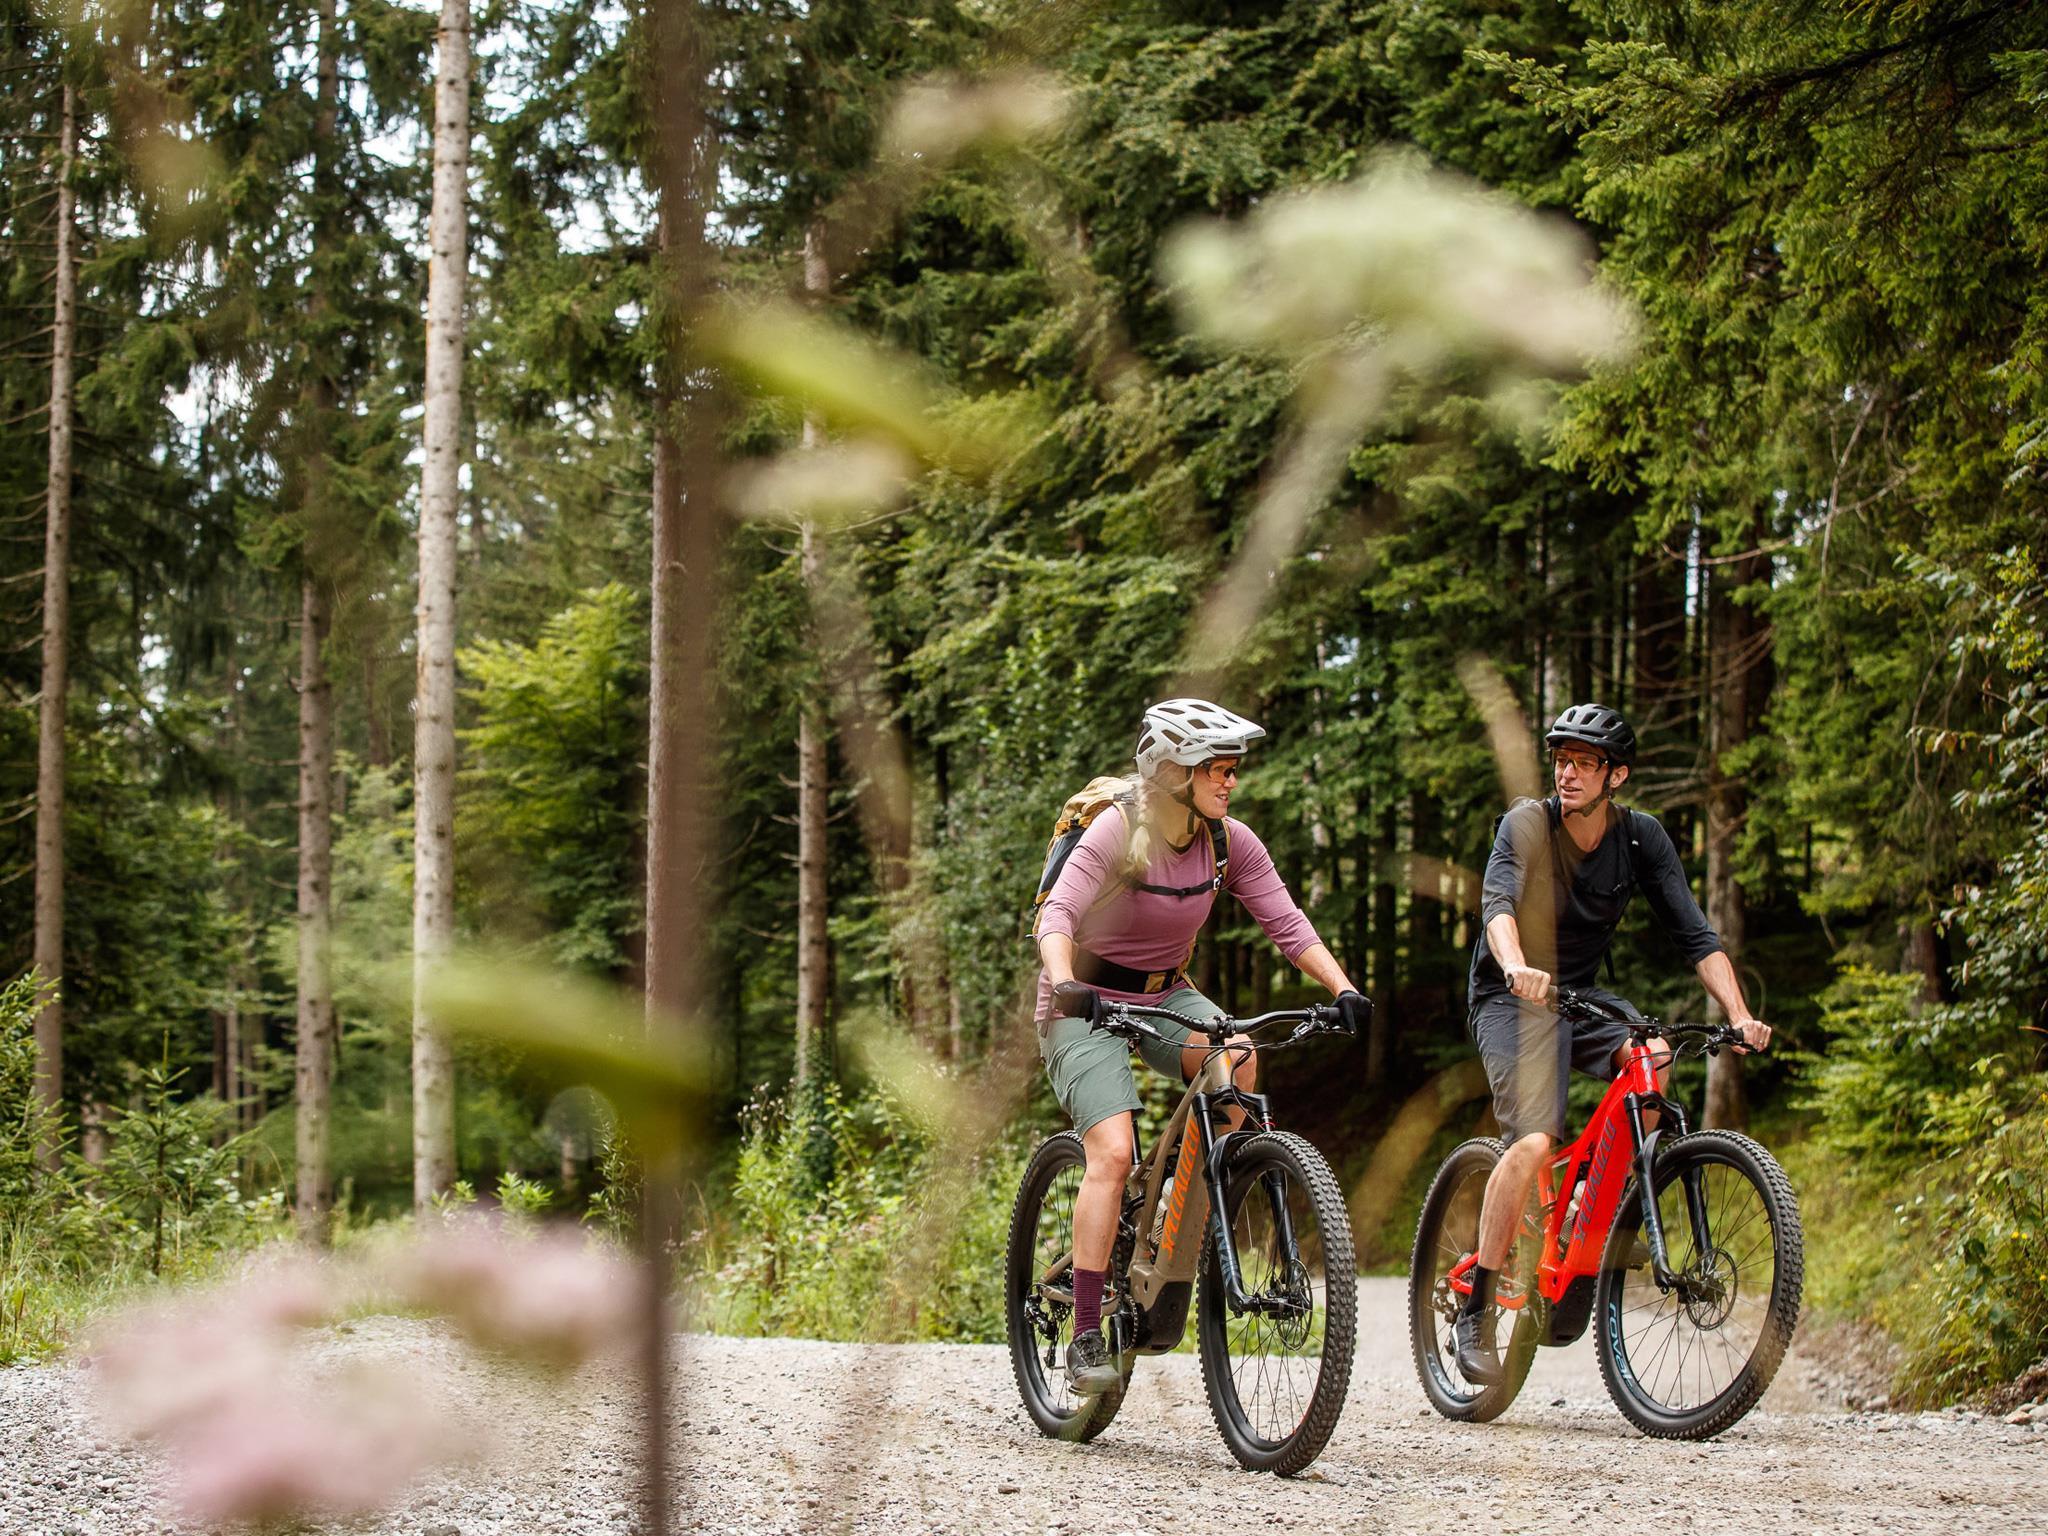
[295,0,341,1247]
[793,225,831,1089]
[295,574,336,1242]
[410,0,470,1213]
[1369,806,1397,1086]
[32,82,78,1169]
[794,537,830,1090]
[1702,526,1767,1130]
[642,5,718,1521]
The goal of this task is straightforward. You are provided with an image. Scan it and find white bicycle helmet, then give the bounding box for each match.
[1134,698,1266,779]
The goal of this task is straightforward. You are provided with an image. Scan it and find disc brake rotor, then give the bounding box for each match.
[1678,1246,1738,1329]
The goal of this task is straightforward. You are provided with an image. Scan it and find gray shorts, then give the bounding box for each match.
[1468,986,1643,1144]
[1038,985,1221,1137]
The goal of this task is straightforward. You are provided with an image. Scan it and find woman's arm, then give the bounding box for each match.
[1293,941,1358,997]
[1038,931,1078,987]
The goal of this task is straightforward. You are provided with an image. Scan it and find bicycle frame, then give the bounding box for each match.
[1448,1032,1709,1324]
[1037,1015,1322,1357]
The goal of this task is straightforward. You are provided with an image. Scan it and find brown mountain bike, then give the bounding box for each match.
[1006,1000,1357,1475]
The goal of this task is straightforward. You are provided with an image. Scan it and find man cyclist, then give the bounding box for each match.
[1453,702,1771,1386]
[1036,699,1369,1395]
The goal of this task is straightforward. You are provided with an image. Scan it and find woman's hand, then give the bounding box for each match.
[1333,990,1371,1037]
[1051,979,1102,1023]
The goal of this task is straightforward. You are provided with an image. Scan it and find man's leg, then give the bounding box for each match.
[1456,993,1566,1386]
[1474,1131,1553,1273]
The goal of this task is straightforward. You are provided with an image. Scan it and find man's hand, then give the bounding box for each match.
[1504,964,1552,1003]
[1731,1016,1772,1053]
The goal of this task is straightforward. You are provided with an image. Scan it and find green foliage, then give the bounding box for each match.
[0,974,66,1223]
[93,1052,277,1280]
[459,584,648,973]
[0,996,283,1363]
[694,1084,1021,1343]
[1799,553,2048,1397]
[494,1169,554,1225]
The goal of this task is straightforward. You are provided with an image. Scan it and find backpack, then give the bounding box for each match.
[1025,775,1230,939]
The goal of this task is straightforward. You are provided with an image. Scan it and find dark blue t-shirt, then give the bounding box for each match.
[1467,799,1724,1010]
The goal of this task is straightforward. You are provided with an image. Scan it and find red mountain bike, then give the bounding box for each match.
[1409,988,1803,1440]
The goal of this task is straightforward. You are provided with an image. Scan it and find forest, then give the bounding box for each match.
[3,0,2045,1425]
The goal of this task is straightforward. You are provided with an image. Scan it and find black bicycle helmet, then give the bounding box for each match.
[1546,702,1636,766]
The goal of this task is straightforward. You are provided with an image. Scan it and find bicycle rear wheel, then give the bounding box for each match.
[1005,1132,1129,1442]
[1196,1131,1355,1475]
[1407,1137,1539,1423]
[1595,1129,1803,1439]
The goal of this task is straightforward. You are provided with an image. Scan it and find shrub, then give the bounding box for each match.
[0,988,285,1361]
[693,1083,1027,1343]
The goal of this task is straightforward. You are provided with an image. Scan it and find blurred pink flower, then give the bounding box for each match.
[402,1221,638,1371]
[92,1224,633,1527]
[171,1370,442,1526]
[92,1304,271,1442]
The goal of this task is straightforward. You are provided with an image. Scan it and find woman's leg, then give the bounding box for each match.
[1073,1111,1134,1270]
[1177,1038,1257,1130]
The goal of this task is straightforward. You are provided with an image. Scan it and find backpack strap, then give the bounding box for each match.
[1511,797,1645,984]
[1127,814,1229,898]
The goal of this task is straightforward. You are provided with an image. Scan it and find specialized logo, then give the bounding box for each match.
[1574,1120,1619,1248]
[1159,1126,1202,1261]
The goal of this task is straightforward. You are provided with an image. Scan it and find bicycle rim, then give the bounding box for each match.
[1197,1132,1355,1474]
[1598,1131,1802,1438]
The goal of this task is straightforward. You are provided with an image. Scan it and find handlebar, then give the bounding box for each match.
[1089,999,1350,1053]
[1553,986,1750,1055]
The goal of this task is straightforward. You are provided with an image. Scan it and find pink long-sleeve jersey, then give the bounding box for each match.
[1033,809,1321,1020]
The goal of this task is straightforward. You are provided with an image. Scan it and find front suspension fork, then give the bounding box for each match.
[1196,1094,1301,1317]
[1626,1094,1705,1290]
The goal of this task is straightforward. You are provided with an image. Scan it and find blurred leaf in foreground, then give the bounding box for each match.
[699,299,1036,479]
[1162,149,1633,378]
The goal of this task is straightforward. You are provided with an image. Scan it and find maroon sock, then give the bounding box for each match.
[1072,1267,1106,1336]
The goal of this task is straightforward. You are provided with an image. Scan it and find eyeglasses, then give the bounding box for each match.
[1552,749,1608,777]
[1201,759,1242,785]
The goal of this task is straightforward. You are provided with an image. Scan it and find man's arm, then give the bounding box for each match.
[1485,912,1552,1001]
[1695,949,1771,1052]
[1629,815,1768,1049]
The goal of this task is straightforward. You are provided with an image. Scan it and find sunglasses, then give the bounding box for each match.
[1201,759,1242,785]
[1552,750,1608,776]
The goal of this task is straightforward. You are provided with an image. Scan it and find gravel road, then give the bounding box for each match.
[4,1278,2041,1535]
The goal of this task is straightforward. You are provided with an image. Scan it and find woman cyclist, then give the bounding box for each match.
[1035,698,1369,1394]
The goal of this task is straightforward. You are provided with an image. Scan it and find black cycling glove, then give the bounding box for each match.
[1334,989,1372,1038]
[1051,979,1103,1023]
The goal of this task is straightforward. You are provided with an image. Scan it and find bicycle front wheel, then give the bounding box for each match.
[1195,1131,1356,1475]
[1595,1129,1803,1439]
[1005,1132,1129,1443]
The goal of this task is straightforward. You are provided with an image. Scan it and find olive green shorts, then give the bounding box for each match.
[1038,985,1225,1138]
